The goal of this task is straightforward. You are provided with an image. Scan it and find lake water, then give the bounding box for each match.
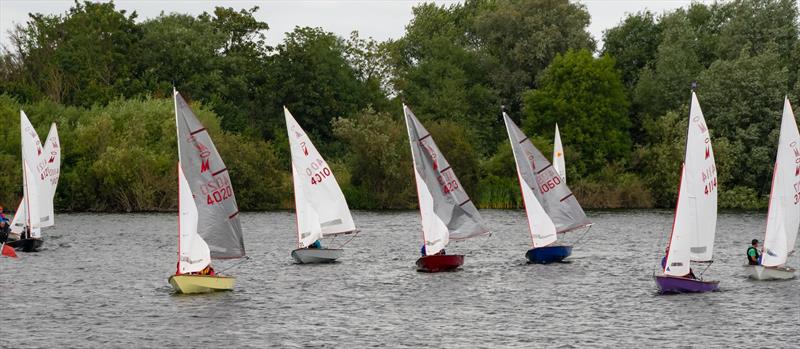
[0,210,797,348]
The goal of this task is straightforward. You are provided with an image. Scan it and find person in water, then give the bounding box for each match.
[747,239,761,265]
[308,240,322,249]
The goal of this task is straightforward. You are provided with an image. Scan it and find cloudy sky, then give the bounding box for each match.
[0,0,716,50]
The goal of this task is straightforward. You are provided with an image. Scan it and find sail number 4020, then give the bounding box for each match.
[207,185,233,205]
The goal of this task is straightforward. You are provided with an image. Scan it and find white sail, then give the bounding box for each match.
[761,97,800,267]
[9,200,25,234]
[403,105,489,255]
[504,115,557,247]
[38,123,60,228]
[177,166,211,274]
[665,92,718,276]
[20,111,45,229]
[285,108,356,248]
[553,123,566,184]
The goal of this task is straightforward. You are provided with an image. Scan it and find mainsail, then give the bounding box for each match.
[504,114,557,247]
[11,121,59,237]
[664,92,718,276]
[503,113,590,233]
[553,123,566,184]
[761,97,800,267]
[174,90,245,260]
[19,111,44,230]
[403,105,489,256]
[285,107,356,248]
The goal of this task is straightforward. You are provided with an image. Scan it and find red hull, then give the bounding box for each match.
[416,255,464,272]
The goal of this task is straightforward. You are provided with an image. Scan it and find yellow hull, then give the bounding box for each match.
[168,274,235,294]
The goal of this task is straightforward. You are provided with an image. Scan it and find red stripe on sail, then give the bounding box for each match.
[190,128,206,136]
[212,168,227,177]
[228,211,239,219]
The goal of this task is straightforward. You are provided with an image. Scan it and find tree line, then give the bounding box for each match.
[0,0,797,211]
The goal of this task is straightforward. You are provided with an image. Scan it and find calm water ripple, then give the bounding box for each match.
[0,210,797,348]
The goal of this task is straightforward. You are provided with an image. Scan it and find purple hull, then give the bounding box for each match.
[655,275,719,294]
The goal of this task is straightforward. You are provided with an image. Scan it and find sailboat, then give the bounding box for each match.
[750,97,799,280]
[285,107,358,264]
[553,123,566,183]
[168,90,245,294]
[655,91,720,294]
[403,105,490,272]
[7,113,59,252]
[503,114,591,264]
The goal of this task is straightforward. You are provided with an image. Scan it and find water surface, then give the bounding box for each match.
[1,210,797,348]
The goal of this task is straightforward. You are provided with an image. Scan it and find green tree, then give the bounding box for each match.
[602,11,662,88]
[523,50,631,177]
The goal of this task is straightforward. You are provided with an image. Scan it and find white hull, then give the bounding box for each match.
[291,248,343,264]
[748,265,796,280]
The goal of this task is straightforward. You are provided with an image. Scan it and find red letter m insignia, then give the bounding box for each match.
[201,159,210,173]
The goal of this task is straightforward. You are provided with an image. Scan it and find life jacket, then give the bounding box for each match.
[747,246,760,265]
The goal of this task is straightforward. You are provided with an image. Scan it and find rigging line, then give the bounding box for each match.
[215,256,251,274]
[697,260,713,280]
[570,224,593,246]
[338,230,360,248]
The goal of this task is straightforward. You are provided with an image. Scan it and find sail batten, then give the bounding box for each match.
[761,98,800,267]
[404,105,489,255]
[174,91,245,260]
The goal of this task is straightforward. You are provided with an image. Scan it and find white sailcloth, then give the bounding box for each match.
[761,97,800,267]
[38,123,60,228]
[19,111,45,229]
[504,115,557,247]
[403,105,490,256]
[664,92,718,276]
[177,166,211,274]
[9,200,25,234]
[285,108,356,248]
[553,124,566,184]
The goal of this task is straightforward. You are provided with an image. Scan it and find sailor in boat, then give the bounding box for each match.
[746,239,761,265]
[661,249,697,279]
[198,265,215,276]
[308,240,322,249]
[0,220,9,243]
[0,205,6,222]
[420,245,445,256]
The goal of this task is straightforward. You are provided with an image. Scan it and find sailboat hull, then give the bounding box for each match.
[6,238,43,252]
[748,265,796,280]
[291,248,343,264]
[526,245,572,264]
[168,275,235,294]
[416,255,464,272]
[655,275,719,294]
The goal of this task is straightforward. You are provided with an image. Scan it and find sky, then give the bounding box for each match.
[0,0,718,50]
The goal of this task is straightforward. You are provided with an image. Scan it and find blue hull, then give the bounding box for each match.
[526,245,572,264]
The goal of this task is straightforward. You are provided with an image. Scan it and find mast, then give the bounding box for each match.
[173,88,181,272]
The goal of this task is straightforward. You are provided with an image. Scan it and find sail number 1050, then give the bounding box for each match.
[539,176,561,193]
